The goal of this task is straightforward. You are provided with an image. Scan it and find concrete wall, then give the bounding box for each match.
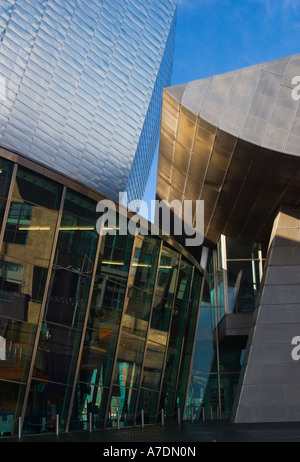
[233,206,300,423]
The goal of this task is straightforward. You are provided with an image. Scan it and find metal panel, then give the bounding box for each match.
[157,56,300,247]
[0,0,178,203]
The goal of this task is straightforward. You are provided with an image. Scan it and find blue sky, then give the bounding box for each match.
[141,0,300,219]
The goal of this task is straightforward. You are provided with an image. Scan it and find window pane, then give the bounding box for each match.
[70,385,109,431]
[141,340,165,391]
[0,380,26,436]
[150,244,179,334]
[113,333,145,389]
[0,158,14,200]
[32,323,81,386]
[1,166,62,267]
[109,386,137,428]
[128,235,160,294]
[0,256,47,324]
[137,389,159,424]
[80,330,118,388]
[44,268,92,328]
[14,167,62,210]
[25,380,72,434]
[0,318,37,383]
[98,232,134,286]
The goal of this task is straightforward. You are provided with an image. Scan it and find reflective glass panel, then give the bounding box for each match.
[32,322,82,385]
[113,332,145,390]
[25,380,72,434]
[80,330,118,389]
[159,259,193,416]
[177,271,202,407]
[0,255,47,324]
[0,380,26,436]
[112,236,161,393]
[44,268,92,329]
[0,317,37,382]
[0,158,14,230]
[55,190,99,272]
[0,158,14,200]
[2,167,62,266]
[75,230,134,419]
[137,389,159,424]
[150,244,179,336]
[98,232,134,286]
[108,386,137,428]
[141,340,165,391]
[227,260,259,313]
[70,385,109,431]
[127,235,160,295]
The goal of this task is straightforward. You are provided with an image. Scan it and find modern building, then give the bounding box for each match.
[1,0,300,438]
[0,0,186,437]
[0,147,202,436]
[0,0,177,203]
[157,53,300,423]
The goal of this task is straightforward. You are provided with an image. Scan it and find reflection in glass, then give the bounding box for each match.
[0,318,37,382]
[0,158,14,233]
[98,233,134,286]
[32,322,81,385]
[177,271,202,412]
[227,260,259,313]
[25,380,72,434]
[70,385,109,431]
[1,166,62,267]
[44,268,92,328]
[0,256,47,324]
[0,158,14,200]
[111,236,161,403]
[73,231,134,428]
[108,386,137,428]
[141,340,165,391]
[160,259,193,418]
[137,389,159,424]
[55,191,99,273]
[113,332,144,390]
[150,244,179,336]
[127,235,160,294]
[0,381,26,436]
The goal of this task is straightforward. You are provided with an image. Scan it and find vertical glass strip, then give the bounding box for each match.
[69,226,135,431]
[159,258,193,421]
[106,234,161,428]
[0,166,65,436]
[23,188,99,434]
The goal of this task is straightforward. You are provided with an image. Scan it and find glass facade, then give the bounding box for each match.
[0,151,202,437]
[186,237,266,422]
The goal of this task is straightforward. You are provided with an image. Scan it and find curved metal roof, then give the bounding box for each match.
[157,54,300,247]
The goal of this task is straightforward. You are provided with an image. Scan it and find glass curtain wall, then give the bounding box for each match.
[0,161,63,435]
[70,227,135,431]
[25,190,100,434]
[186,236,265,422]
[0,154,203,437]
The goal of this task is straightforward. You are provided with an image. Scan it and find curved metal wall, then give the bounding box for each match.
[0,0,177,203]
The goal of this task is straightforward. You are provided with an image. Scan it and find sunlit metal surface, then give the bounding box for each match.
[157,54,300,247]
[0,0,177,202]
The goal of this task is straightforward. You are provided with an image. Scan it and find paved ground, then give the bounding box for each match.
[2,420,300,444]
